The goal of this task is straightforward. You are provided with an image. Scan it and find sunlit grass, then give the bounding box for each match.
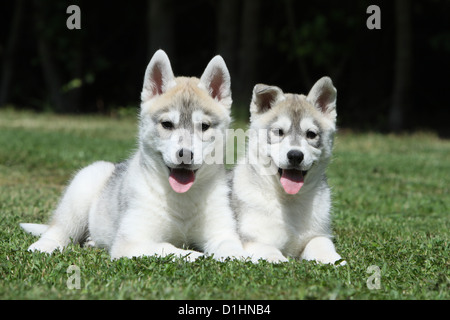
[0,109,448,299]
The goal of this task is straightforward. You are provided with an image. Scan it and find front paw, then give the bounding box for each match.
[181,251,204,262]
[28,238,62,254]
[301,237,345,266]
[303,251,345,265]
[250,251,288,264]
[211,249,252,262]
[243,241,288,264]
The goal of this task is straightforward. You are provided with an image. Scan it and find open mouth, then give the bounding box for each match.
[167,167,198,193]
[278,168,308,195]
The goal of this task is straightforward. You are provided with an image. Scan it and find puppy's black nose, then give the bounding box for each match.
[177,148,194,164]
[287,150,304,166]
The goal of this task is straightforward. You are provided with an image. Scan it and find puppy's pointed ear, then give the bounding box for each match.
[250,84,284,114]
[141,50,176,102]
[199,55,232,108]
[306,77,337,119]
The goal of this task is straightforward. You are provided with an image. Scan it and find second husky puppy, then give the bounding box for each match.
[21,50,247,261]
[232,77,344,264]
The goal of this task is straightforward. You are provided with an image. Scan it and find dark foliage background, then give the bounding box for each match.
[1,0,449,134]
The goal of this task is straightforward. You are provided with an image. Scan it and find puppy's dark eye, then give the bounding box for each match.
[273,129,284,136]
[201,123,210,132]
[161,121,174,130]
[306,130,317,139]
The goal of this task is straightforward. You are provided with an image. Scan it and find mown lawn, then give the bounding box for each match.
[0,109,448,300]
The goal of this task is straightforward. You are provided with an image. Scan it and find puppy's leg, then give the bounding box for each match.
[28,161,115,253]
[301,236,345,265]
[244,241,288,263]
[197,183,250,261]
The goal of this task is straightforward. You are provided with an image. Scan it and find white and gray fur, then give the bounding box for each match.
[231,77,345,264]
[21,50,248,261]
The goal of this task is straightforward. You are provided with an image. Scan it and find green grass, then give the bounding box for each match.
[1,109,449,299]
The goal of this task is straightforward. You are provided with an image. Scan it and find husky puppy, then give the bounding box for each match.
[21,50,248,261]
[232,77,344,264]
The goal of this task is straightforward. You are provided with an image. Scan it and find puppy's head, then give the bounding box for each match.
[139,50,232,193]
[249,77,337,194]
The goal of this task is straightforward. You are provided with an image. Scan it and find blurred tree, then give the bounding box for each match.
[33,0,83,113]
[0,0,24,107]
[147,0,175,59]
[284,0,312,88]
[214,0,260,115]
[235,0,260,110]
[216,0,239,82]
[389,0,412,132]
[0,0,448,133]
[34,0,65,112]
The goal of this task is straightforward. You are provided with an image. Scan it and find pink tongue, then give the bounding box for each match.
[280,169,304,195]
[169,169,195,193]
